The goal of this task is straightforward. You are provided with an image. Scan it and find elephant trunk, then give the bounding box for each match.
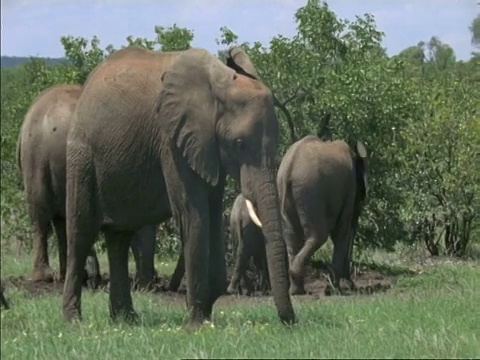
[247,167,296,325]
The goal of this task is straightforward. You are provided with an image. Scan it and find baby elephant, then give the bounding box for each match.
[226,194,271,296]
[277,136,368,295]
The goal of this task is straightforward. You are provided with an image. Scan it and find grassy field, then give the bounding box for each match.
[1,249,479,359]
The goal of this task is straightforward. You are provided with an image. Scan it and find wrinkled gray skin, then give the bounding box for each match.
[277,136,368,295]
[17,84,158,290]
[63,46,295,327]
[226,194,270,295]
[17,84,101,286]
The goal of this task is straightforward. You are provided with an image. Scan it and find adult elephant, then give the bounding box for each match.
[62,46,296,327]
[17,84,101,286]
[226,193,270,296]
[277,136,368,295]
[17,84,157,290]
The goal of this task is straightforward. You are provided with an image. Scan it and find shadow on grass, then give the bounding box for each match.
[308,258,416,277]
[351,261,417,277]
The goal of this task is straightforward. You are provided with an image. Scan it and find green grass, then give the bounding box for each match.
[0,250,178,280]
[1,251,479,359]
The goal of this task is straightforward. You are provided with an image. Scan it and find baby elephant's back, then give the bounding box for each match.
[284,136,356,220]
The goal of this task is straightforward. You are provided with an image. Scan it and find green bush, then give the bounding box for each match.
[1,2,478,261]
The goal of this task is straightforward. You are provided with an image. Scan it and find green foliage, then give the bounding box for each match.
[1,58,83,251]
[213,1,479,254]
[1,3,478,259]
[470,14,480,49]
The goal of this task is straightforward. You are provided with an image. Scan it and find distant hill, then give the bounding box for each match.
[1,56,67,68]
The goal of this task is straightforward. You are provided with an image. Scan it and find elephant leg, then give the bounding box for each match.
[290,224,328,296]
[52,217,67,281]
[161,150,213,327]
[168,250,185,292]
[205,186,227,319]
[104,230,138,323]
[242,265,256,297]
[227,234,248,295]
[131,225,157,291]
[62,154,100,322]
[259,251,271,294]
[31,219,54,282]
[282,207,305,295]
[284,216,301,267]
[62,218,98,322]
[283,210,306,295]
[330,214,355,294]
[178,206,210,326]
[130,233,142,287]
[85,246,102,290]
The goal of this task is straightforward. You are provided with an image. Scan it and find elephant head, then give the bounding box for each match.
[156,47,295,324]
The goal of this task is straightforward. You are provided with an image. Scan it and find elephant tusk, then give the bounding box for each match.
[245,198,263,228]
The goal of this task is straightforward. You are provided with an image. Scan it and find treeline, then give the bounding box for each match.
[0,56,67,68]
[1,1,479,258]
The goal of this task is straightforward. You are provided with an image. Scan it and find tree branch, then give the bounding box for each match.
[272,92,297,144]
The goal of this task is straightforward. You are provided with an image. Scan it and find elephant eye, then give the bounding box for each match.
[234,138,245,150]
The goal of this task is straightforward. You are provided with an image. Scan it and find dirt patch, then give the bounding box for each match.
[2,262,406,307]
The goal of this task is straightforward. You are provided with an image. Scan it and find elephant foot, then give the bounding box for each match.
[31,267,54,283]
[184,319,206,332]
[184,305,211,330]
[133,278,155,292]
[111,309,140,325]
[134,269,158,292]
[134,282,155,292]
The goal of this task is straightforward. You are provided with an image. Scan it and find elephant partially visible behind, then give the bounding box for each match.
[226,193,270,296]
[17,84,157,289]
[277,136,368,295]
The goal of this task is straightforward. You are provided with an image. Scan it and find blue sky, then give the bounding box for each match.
[1,0,478,60]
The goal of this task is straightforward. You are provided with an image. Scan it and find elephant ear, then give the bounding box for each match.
[226,46,259,79]
[157,48,235,186]
[354,141,369,200]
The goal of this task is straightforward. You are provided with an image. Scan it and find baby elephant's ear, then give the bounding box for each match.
[226,46,259,79]
[355,141,367,159]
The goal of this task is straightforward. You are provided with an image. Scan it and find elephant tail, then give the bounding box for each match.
[15,129,24,190]
[16,129,22,173]
[334,187,357,261]
[278,179,290,223]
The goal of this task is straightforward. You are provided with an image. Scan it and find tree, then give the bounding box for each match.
[470,14,480,48]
